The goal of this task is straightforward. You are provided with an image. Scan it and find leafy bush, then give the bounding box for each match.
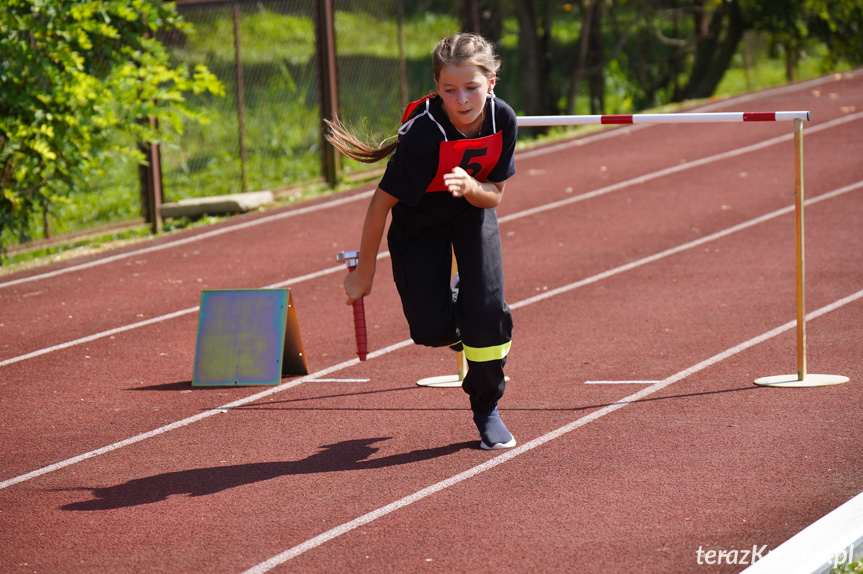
[0,0,223,257]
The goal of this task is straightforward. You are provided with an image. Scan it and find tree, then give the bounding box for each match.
[807,0,863,67]
[680,0,863,100]
[516,0,553,118]
[0,0,223,258]
[585,0,605,114]
[680,0,751,100]
[565,0,596,115]
[747,0,863,81]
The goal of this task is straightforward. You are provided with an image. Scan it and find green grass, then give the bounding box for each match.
[715,39,852,98]
[834,559,863,573]
[0,227,152,272]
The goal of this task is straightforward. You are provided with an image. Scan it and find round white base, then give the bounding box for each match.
[416,375,463,388]
[754,373,850,388]
[416,374,509,388]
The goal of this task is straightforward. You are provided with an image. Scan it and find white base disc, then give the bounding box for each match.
[416,375,463,388]
[754,373,850,388]
[416,375,510,388]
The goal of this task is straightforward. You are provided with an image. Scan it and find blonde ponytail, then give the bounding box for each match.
[324,118,400,164]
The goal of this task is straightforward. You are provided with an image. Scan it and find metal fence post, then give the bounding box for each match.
[233,2,248,194]
[397,0,408,109]
[139,117,164,234]
[315,0,340,186]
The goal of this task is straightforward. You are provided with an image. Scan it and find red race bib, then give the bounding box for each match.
[425,131,503,192]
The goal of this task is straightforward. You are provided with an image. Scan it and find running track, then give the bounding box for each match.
[1,71,862,574]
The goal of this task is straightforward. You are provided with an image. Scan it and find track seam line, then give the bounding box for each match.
[2,73,860,290]
[240,288,863,574]
[1,179,860,490]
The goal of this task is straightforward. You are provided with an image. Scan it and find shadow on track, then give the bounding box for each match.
[60,438,474,511]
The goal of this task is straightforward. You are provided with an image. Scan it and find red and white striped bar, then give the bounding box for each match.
[517,110,810,127]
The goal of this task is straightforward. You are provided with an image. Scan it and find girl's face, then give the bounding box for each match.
[435,64,495,137]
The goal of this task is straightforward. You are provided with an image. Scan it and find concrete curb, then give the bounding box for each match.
[739,491,863,574]
[160,191,274,219]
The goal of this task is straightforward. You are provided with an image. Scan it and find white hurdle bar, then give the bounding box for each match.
[515,110,848,388]
[517,110,811,127]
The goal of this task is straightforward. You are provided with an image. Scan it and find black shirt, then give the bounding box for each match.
[380,94,517,208]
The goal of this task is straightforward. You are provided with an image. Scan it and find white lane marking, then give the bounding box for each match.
[2,178,861,491]
[0,190,374,289]
[584,380,661,384]
[305,378,371,383]
[241,288,863,573]
[689,69,863,113]
[0,338,411,491]
[509,180,863,312]
[0,252,391,368]
[0,308,198,369]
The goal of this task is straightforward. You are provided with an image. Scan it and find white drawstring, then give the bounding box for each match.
[398,98,447,140]
[399,94,496,141]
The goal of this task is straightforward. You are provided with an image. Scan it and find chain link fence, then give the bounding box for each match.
[165,0,464,202]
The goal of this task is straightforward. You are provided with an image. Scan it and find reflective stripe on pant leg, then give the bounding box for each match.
[463,340,511,363]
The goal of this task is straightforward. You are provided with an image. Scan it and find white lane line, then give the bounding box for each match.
[0,308,199,369]
[241,288,863,574]
[0,252,393,368]
[509,180,863,312]
[688,69,863,113]
[0,358,347,491]
[305,378,371,383]
[0,338,409,492]
[0,259,379,369]
[0,190,374,290]
[3,72,860,291]
[2,179,861,491]
[584,380,661,385]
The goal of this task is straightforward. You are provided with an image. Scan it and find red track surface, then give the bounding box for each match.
[2,72,862,574]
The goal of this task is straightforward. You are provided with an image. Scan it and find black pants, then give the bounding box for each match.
[388,195,513,415]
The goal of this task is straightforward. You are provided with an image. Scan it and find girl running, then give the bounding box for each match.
[326,33,518,450]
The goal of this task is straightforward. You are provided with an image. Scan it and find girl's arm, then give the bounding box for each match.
[443,166,505,208]
[344,187,399,304]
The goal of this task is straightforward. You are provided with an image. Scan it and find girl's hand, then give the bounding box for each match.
[344,269,373,305]
[443,166,474,198]
[443,167,505,208]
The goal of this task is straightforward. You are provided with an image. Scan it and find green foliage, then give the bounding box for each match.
[0,0,223,257]
[834,558,863,574]
[801,0,863,67]
[743,0,863,77]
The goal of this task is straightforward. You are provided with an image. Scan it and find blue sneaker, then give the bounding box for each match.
[474,408,516,450]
